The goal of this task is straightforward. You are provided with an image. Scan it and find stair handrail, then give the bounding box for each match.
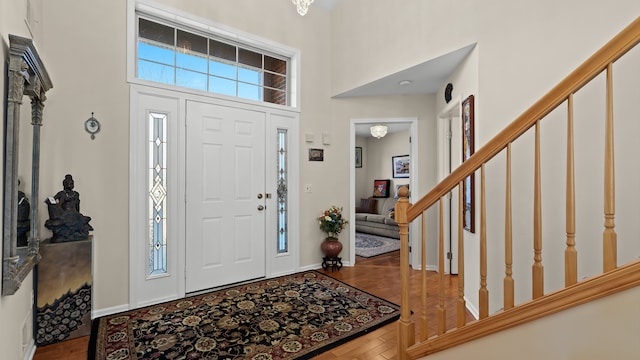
[406,16,640,222]
[397,15,640,360]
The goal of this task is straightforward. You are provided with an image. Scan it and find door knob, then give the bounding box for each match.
[257,205,265,211]
[257,194,263,199]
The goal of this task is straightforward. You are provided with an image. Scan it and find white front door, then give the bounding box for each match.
[185,100,266,293]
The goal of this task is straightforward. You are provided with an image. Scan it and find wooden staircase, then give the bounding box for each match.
[396,16,640,359]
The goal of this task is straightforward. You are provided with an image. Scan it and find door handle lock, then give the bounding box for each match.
[257,205,265,211]
[257,194,263,199]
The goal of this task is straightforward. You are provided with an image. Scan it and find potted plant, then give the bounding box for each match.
[318,205,348,258]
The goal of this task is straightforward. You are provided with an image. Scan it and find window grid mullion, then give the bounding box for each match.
[136,16,288,105]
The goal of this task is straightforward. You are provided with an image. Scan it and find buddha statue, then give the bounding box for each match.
[45,174,93,242]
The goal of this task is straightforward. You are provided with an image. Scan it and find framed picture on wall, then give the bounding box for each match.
[355,147,362,168]
[392,155,410,178]
[462,95,475,233]
[373,179,390,198]
[309,148,324,161]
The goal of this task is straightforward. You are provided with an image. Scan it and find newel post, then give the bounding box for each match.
[396,187,414,360]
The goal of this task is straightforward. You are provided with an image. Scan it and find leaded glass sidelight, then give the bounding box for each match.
[148,112,168,275]
[277,129,288,253]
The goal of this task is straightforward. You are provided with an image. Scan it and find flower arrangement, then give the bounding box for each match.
[318,205,348,238]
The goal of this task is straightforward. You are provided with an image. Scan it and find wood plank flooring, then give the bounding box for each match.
[33,250,472,359]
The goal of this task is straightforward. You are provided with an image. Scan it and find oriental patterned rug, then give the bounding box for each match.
[88,271,400,360]
[355,232,400,258]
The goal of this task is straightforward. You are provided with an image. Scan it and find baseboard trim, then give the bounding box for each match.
[299,263,321,272]
[464,295,480,320]
[92,304,130,319]
[24,339,35,360]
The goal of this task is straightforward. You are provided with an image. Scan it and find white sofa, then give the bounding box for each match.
[354,197,400,239]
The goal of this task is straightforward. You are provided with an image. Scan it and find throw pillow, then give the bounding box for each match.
[357,198,377,214]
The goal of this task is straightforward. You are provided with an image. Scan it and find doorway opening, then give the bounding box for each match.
[349,118,419,268]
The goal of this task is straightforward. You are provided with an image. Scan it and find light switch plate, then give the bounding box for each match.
[322,132,331,145]
[305,133,314,142]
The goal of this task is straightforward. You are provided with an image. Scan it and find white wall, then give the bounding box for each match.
[421,286,640,360]
[0,273,34,360]
[437,46,481,312]
[354,136,369,201]
[1,0,42,357]
[355,130,413,208]
[355,130,410,201]
[332,0,640,315]
[370,131,410,195]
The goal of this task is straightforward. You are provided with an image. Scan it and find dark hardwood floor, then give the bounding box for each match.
[34,250,470,359]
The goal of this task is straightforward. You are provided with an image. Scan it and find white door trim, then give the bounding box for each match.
[438,96,462,274]
[265,112,301,277]
[349,117,419,268]
[129,85,186,308]
[129,84,300,308]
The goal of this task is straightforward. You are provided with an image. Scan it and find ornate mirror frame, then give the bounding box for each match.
[2,35,52,295]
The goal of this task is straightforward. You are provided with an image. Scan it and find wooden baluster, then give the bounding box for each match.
[457,183,466,328]
[504,144,515,310]
[420,212,428,341]
[479,166,489,318]
[533,120,544,299]
[438,198,446,335]
[565,94,578,286]
[603,63,617,272]
[396,188,414,360]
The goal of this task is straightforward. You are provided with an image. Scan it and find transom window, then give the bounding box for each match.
[136,17,289,106]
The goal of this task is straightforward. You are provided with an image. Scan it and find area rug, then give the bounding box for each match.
[355,232,401,258]
[88,271,400,360]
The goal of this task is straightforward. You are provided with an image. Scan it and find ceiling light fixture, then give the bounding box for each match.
[292,0,314,16]
[398,80,412,86]
[370,124,388,139]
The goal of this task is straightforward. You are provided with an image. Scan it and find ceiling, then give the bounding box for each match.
[335,44,476,98]
[350,43,476,137]
[313,0,338,11]
[307,1,475,138]
[355,123,411,138]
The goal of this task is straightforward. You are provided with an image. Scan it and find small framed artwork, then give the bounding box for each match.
[392,155,410,178]
[373,179,391,198]
[462,95,475,233]
[355,147,362,168]
[309,148,324,161]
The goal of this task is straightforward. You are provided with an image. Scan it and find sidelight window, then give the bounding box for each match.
[148,112,168,275]
[277,129,288,253]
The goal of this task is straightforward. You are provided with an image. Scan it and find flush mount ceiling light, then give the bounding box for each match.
[293,0,314,16]
[398,80,412,86]
[370,124,388,139]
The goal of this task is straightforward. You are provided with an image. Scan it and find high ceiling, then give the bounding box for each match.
[334,44,476,98]
[313,0,338,12]
[308,1,476,137]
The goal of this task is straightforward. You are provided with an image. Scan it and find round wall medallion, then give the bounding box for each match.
[84,113,101,140]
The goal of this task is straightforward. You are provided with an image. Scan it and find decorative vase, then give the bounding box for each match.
[321,237,343,258]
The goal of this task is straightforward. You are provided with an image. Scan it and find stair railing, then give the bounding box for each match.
[396,16,640,360]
